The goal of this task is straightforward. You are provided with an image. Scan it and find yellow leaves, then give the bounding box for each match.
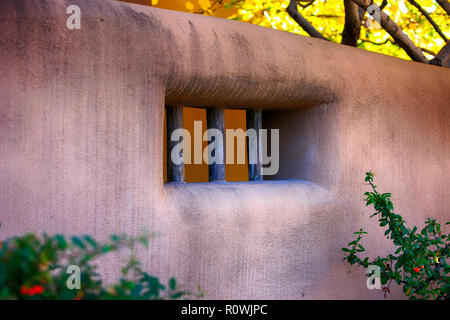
[366,18,382,30]
[185,1,194,10]
[150,0,447,61]
[198,0,211,11]
[183,0,211,12]
[398,0,409,14]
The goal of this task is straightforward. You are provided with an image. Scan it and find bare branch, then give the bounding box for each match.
[436,0,450,15]
[431,42,450,67]
[421,48,437,56]
[407,0,448,42]
[361,38,392,45]
[286,0,328,41]
[351,0,428,63]
[342,0,363,46]
[298,0,315,9]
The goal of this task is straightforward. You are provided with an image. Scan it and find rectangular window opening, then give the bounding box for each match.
[164,105,264,184]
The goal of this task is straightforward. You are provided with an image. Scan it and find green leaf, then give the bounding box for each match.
[84,235,97,248]
[54,234,68,250]
[71,236,85,249]
[169,277,177,290]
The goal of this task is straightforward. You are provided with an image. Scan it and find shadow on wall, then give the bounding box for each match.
[263,103,340,188]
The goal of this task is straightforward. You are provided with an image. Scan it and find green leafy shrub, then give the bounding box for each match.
[0,230,199,300]
[342,172,449,300]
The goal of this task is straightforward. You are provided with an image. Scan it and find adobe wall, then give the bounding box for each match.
[1,0,449,299]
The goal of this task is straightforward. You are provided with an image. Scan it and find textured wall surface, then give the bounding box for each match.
[1,0,449,299]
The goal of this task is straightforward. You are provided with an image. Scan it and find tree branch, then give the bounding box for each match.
[361,38,392,45]
[407,0,448,42]
[342,0,363,46]
[421,48,437,56]
[436,0,450,15]
[298,0,315,9]
[431,42,450,67]
[351,0,428,63]
[286,0,328,40]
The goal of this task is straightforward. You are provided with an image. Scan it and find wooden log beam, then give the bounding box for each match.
[206,107,226,182]
[166,105,184,183]
[246,109,263,181]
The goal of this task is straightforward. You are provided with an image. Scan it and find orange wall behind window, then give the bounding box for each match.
[183,107,209,183]
[164,108,249,183]
[224,109,249,182]
[163,107,210,183]
[118,0,235,18]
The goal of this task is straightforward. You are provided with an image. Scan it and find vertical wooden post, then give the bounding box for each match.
[206,107,225,182]
[246,109,263,181]
[166,105,184,183]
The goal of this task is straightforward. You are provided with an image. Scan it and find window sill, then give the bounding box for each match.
[163,180,331,215]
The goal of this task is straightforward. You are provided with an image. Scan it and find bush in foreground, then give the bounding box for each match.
[342,172,449,300]
[0,230,198,300]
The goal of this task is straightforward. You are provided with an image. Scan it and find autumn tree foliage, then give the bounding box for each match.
[148,0,449,67]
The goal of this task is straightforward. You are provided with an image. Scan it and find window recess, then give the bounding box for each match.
[164,105,264,184]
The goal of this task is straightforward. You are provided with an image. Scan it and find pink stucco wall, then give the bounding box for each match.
[1,0,449,299]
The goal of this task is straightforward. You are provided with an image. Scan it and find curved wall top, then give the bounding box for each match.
[2,0,448,109]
